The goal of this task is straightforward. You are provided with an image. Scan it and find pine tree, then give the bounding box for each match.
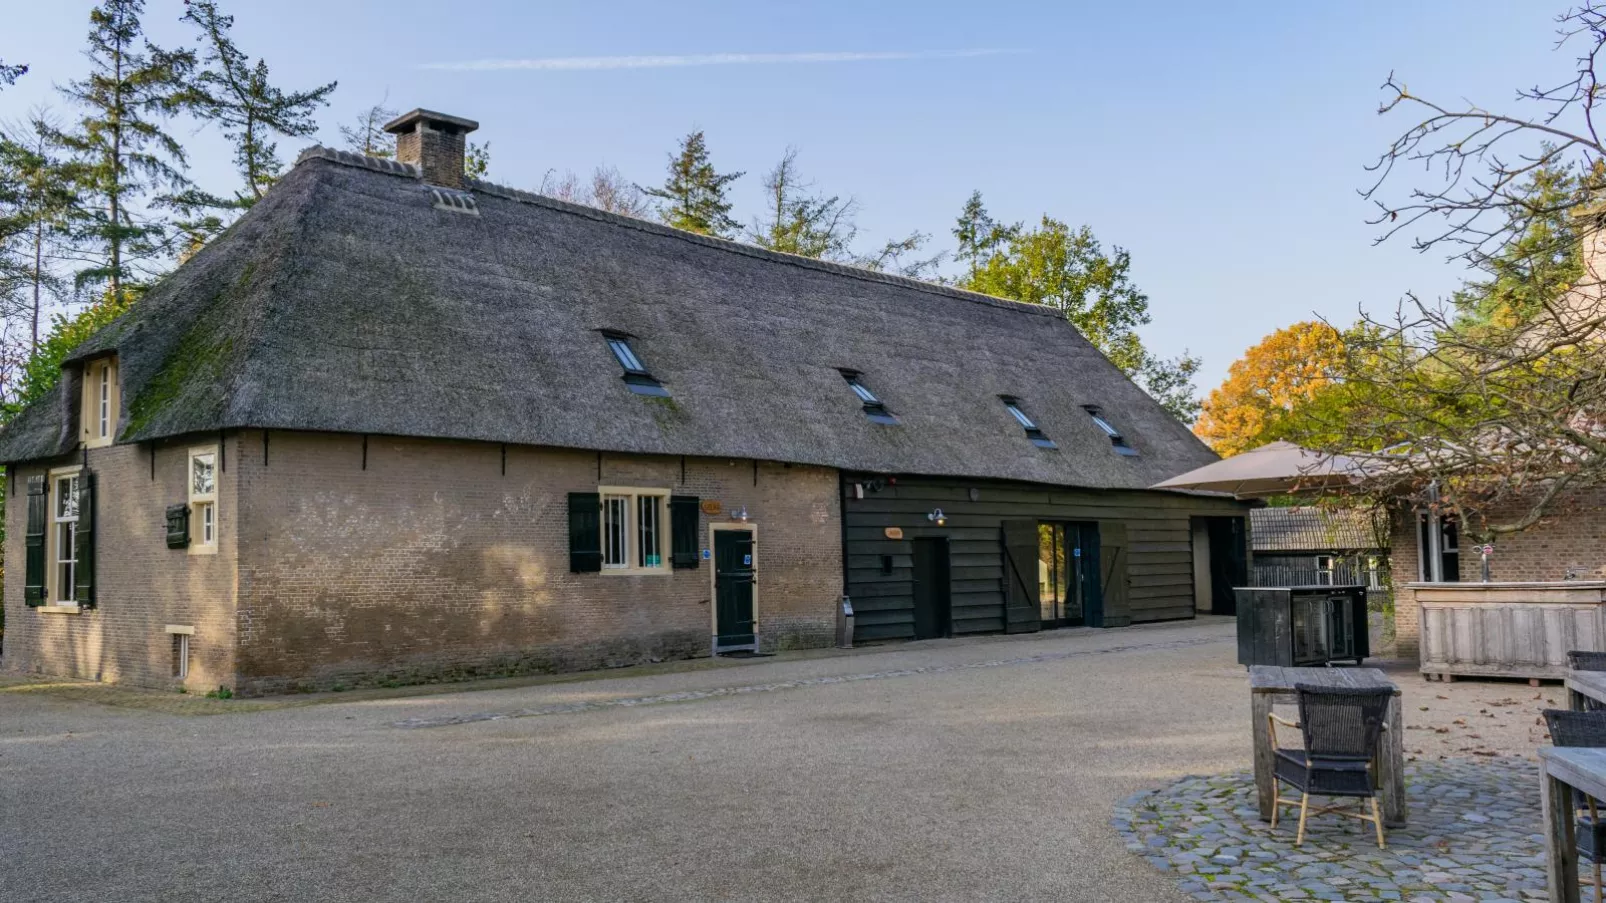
[54,0,201,303]
[952,190,1014,282]
[750,147,857,259]
[182,1,337,206]
[641,130,743,237]
[0,115,84,351]
[0,60,26,88]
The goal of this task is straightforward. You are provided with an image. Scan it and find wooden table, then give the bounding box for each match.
[1540,746,1606,902]
[1567,671,1606,712]
[1249,665,1407,828]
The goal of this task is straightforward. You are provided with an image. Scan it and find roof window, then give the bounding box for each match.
[1084,405,1138,456]
[1000,396,1055,449]
[840,370,898,425]
[602,332,668,397]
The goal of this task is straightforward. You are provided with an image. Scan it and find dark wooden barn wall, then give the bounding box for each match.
[841,475,1250,642]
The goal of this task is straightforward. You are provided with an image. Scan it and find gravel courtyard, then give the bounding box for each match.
[0,618,1567,902]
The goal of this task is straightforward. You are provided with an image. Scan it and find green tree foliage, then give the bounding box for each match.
[0,60,26,88]
[642,130,743,237]
[1450,157,1585,329]
[955,198,1202,420]
[54,0,201,302]
[0,115,85,351]
[169,1,335,253]
[4,291,131,417]
[184,1,336,203]
[465,141,490,180]
[750,147,856,259]
[952,190,1016,283]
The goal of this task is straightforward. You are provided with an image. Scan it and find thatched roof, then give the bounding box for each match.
[1251,507,1386,553]
[0,148,1220,489]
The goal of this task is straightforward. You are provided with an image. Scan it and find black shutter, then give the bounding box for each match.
[1000,520,1041,633]
[74,471,95,609]
[166,504,191,548]
[568,492,602,573]
[23,475,46,607]
[670,495,700,569]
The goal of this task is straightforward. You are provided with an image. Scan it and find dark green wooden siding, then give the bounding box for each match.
[842,474,1251,641]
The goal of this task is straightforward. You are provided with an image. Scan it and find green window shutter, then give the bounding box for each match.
[670,495,700,569]
[74,471,96,609]
[166,504,190,548]
[23,475,46,606]
[568,492,602,573]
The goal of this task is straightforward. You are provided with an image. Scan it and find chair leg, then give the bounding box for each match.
[1270,795,1279,829]
[1370,796,1386,849]
[1296,793,1310,846]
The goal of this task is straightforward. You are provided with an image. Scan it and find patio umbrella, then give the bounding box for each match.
[1151,441,1364,498]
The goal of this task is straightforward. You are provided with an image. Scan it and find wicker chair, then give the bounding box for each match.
[1544,709,1606,903]
[1571,653,1606,714]
[1267,684,1392,848]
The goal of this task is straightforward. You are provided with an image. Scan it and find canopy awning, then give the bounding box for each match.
[1151,441,1365,498]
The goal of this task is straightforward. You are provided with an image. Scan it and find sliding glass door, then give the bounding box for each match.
[1037,522,1097,628]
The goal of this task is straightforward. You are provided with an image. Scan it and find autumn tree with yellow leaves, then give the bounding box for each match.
[1193,321,1345,456]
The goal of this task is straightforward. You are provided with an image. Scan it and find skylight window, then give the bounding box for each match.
[602,332,668,397]
[1001,396,1055,449]
[840,370,898,425]
[1084,405,1138,456]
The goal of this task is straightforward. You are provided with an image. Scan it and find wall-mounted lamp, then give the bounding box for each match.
[927,508,946,526]
[732,505,750,523]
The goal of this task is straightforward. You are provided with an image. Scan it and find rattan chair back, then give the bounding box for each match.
[1293,684,1393,760]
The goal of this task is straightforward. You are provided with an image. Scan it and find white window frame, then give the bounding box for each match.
[1316,555,1335,585]
[1366,556,1382,589]
[597,486,671,575]
[48,466,82,606]
[81,357,119,449]
[1416,512,1459,582]
[189,446,219,555]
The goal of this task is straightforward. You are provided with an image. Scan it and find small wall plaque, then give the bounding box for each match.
[701,500,723,515]
[884,527,904,540]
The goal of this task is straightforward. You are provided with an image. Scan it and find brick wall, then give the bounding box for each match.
[1390,487,1606,660]
[233,432,841,694]
[1,437,239,690]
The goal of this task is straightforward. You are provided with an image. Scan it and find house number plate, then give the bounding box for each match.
[701,500,723,515]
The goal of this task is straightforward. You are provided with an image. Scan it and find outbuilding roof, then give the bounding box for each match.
[1251,506,1387,553]
[0,147,1220,490]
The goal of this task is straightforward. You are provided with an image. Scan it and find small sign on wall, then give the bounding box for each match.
[701,548,712,560]
[884,527,904,540]
[701,500,723,516]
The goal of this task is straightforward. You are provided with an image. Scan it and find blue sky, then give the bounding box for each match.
[0,1,1570,393]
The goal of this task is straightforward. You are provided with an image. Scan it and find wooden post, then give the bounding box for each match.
[1380,692,1408,827]
[1544,760,1581,903]
[1252,688,1275,821]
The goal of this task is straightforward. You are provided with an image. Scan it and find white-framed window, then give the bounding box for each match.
[598,486,670,574]
[173,634,190,679]
[81,357,119,448]
[1366,556,1382,589]
[50,468,81,604]
[1316,555,1335,585]
[189,446,218,554]
[1416,513,1460,582]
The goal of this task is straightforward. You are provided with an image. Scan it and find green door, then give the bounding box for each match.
[714,530,756,651]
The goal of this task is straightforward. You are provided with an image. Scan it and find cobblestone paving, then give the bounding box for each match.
[391,633,1228,728]
[1114,758,1548,902]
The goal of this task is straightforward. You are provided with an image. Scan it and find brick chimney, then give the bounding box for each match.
[383,109,479,189]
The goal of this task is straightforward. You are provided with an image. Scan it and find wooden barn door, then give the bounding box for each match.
[1000,520,1042,633]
